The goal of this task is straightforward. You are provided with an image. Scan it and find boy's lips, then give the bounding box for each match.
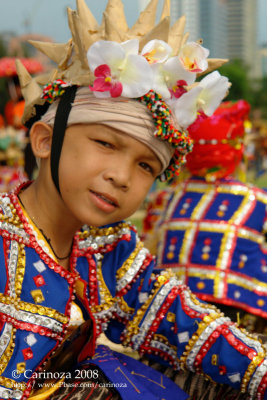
[90,190,119,208]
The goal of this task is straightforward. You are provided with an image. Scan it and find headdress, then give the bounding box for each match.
[16,0,230,185]
[186,100,251,181]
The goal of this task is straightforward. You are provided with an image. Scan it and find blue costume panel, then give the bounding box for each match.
[0,185,267,399]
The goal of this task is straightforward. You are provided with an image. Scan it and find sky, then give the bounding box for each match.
[0,0,267,45]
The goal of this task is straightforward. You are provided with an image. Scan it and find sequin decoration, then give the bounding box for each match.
[33,274,46,287]
[22,347,33,360]
[30,289,45,304]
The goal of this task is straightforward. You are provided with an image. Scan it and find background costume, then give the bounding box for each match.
[0,57,43,184]
[143,100,267,334]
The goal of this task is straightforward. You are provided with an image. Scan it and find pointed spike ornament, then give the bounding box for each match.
[160,0,171,21]
[28,40,73,70]
[15,59,44,123]
[128,0,158,37]
[105,0,129,34]
[103,11,127,42]
[67,8,89,69]
[140,17,170,50]
[76,0,99,33]
[198,58,229,76]
[169,15,186,55]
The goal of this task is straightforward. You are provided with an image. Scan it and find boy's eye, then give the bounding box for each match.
[95,140,113,148]
[139,162,154,174]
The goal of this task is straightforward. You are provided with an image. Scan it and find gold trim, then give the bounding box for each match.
[116,241,143,280]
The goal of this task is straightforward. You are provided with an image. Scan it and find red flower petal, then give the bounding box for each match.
[94,64,111,78]
[110,81,123,97]
[90,77,112,92]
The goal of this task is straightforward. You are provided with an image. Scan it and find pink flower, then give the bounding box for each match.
[89,64,122,97]
[169,80,187,99]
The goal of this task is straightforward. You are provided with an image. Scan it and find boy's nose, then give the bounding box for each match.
[103,164,131,190]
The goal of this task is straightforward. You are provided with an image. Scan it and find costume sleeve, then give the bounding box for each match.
[101,225,267,400]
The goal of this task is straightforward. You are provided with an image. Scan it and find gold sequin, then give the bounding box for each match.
[211,354,218,365]
[30,289,45,304]
[197,282,205,290]
[16,362,26,373]
[257,299,265,307]
[166,312,175,323]
[167,252,174,259]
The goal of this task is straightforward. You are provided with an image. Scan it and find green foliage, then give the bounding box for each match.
[218,59,254,104]
[253,75,267,118]
[218,59,267,118]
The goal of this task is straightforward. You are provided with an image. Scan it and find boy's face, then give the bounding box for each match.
[58,123,162,227]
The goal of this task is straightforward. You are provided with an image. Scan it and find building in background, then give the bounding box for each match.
[226,0,259,78]
[170,0,200,41]
[260,46,267,77]
[199,0,228,59]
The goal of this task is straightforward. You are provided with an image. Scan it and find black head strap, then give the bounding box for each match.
[50,85,78,194]
[25,102,50,130]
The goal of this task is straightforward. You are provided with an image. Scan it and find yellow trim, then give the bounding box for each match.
[116,241,144,280]
[241,353,266,393]
[123,271,174,345]
[0,294,68,324]
[91,256,115,313]
[79,222,129,240]
[14,243,26,297]
[0,327,15,375]
[180,313,222,369]
[29,378,65,399]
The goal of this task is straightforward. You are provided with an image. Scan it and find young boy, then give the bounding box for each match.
[0,0,267,399]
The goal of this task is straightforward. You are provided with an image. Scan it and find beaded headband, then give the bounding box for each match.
[16,0,230,181]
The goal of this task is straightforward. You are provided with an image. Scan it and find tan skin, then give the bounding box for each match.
[19,122,162,270]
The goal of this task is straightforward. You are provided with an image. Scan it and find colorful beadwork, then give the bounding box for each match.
[41,79,71,103]
[138,90,193,181]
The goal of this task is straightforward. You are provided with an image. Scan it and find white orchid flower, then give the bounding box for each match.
[173,71,230,128]
[141,39,172,64]
[179,42,209,73]
[152,56,197,100]
[87,39,153,98]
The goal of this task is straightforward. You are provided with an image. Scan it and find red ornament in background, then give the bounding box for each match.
[186,100,251,180]
[0,57,44,77]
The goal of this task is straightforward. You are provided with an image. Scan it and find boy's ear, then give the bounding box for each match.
[30,122,53,158]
